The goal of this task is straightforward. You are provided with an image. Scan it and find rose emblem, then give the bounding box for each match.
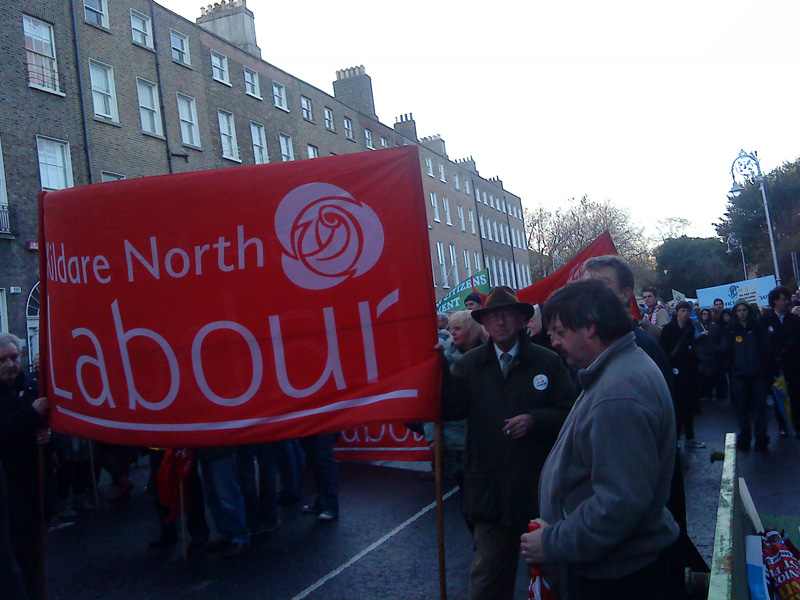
[275,183,384,290]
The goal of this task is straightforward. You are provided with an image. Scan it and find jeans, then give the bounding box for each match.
[236,444,279,531]
[199,454,250,545]
[276,439,305,503]
[731,376,769,444]
[300,434,339,515]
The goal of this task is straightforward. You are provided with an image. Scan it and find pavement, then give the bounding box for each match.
[43,397,800,599]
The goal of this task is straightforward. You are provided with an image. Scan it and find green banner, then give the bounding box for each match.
[436,269,491,313]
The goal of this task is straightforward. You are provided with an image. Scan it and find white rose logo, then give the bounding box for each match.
[275,183,384,290]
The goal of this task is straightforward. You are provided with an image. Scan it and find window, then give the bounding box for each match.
[130,10,153,47]
[84,0,108,27]
[457,205,465,231]
[343,117,354,139]
[474,252,481,272]
[493,220,499,242]
[177,94,199,146]
[0,137,8,209]
[250,121,268,164]
[307,144,318,159]
[380,136,388,148]
[489,194,495,208]
[217,110,239,161]
[465,179,471,195]
[136,78,162,135]
[272,81,288,110]
[487,218,494,241]
[301,96,313,121]
[425,157,434,177]
[464,250,472,277]
[430,193,440,222]
[23,15,60,92]
[210,50,229,84]
[100,171,125,182]
[505,260,513,288]
[443,198,452,226]
[365,129,374,149]
[505,225,511,246]
[439,164,446,182]
[454,174,460,190]
[449,245,459,285]
[324,107,335,131]
[243,67,261,98]
[170,30,190,65]
[437,242,448,288]
[483,191,488,205]
[432,264,437,288]
[479,215,485,238]
[279,133,294,161]
[468,210,476,235]
[89,60,118,121]
[36,136,73,191]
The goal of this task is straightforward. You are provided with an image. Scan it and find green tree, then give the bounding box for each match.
[655,236,740,298]
[716,158,800,287]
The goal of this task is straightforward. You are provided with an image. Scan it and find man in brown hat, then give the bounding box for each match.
[442,286,576,600]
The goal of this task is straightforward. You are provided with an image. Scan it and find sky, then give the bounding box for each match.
[162,0,800,242]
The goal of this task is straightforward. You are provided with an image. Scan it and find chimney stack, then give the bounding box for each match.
[333,66,378,120]
[393,113,417,141]
[197,0,261,57]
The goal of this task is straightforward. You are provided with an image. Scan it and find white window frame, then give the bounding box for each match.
[217,109,240,161]
[454,173,460,190]
[493,220,499,242]
[23,16,60,93]
[84,0,108,28]
[457,205,465,231]
[170,29,191,65]
[243,67,261,98]
[136,78,162,136]
[474,252,481,272]
[449,244,459,285]
[88,59,119,122]
[464,250,472,277]
[465,179,471,195]
[0,136,8,207]
[487,218,494,241]
[425,157,434,177]
[469,210,476,235]
[210,50,230,85]
[176,93,200,147]
[301,96,313,121]
[430,193,440,222]
[443,198,452,226]
[479,215,485,238]
[437,242,449,288]
[380,136,388,148]
[489,194,495,208]
[272,81,288,111]
[439,164,446,182]
[343,117,354,140]
[483,191,488,205]
[307,144,318,159]
[130,9,153,48]
[100,171,125,182]
[279,133,294,162]
[365,129,374,149]
[324,107,335,131]
[36,136,73,191]
[250,121,268,164]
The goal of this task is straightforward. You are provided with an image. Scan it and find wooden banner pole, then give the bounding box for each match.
[434,422,446,600]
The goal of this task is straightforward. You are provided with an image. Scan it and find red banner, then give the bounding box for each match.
[40,146,440,447]
[517,231,617,304]
[335,424,431,461]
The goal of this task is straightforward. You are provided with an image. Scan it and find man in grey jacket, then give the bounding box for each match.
[520,279,678,600]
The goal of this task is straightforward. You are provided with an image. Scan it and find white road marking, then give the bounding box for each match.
[289,487,459,600]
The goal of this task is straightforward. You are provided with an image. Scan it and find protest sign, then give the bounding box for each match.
[696,275,776,309]
[435,269,490,313]
[40,146,441,447]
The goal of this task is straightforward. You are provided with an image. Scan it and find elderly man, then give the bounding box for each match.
[464,292,483,311]
[521,280,678,600]
[0,334,50,599]
[442,286,575,600]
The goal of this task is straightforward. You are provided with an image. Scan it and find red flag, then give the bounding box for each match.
[41,146,441,447]
[517,231,617,305]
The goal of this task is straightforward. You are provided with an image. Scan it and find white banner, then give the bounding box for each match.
[696,275,776,309]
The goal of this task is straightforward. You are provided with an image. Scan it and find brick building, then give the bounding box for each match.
[0,0,531,358]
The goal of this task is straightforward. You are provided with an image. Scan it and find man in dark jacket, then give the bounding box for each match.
[761,286,800,437]
[660,301,706,449]
[442,286,575,600]
[0,334,50,600]
[721,300,772,451]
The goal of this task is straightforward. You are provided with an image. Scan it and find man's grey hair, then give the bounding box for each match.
[0,333,22,352]
[583,255,635,292]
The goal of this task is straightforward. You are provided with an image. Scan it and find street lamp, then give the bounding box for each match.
[729,150,781,285]
[725,233,748,281]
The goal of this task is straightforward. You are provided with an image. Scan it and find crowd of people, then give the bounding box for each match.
[2,264,799,599]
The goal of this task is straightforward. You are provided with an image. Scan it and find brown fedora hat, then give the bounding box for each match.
[471,286,534,324]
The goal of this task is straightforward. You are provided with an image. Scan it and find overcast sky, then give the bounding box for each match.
[163,0,800,242]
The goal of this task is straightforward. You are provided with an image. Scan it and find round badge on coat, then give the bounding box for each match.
[533,374,549,390]
[672,368,679,375]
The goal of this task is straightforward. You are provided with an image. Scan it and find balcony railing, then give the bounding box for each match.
[0,204,17,235]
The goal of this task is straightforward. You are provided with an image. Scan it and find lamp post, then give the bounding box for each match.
[729,150,781,285]
[726,233,748,280]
